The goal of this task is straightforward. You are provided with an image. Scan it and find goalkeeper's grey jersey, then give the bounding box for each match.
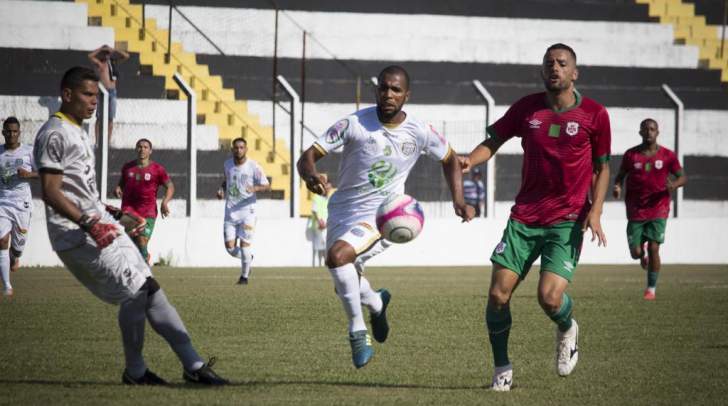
[33,112,108,251]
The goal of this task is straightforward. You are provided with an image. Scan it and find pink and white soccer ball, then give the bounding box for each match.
[375,194,425,244]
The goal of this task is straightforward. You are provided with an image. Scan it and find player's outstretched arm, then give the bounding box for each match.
[297,146,327,195]
[441,151,475,222]
[463,137,506,173]
[584,161,610,247]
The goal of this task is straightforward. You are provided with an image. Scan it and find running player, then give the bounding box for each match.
[297,65,474,369]
[115,138,174,264]
[0,117,37,297]
[462,44,611,390]
[33,66,227,385]
[613,118,686,300]
[216,137,270,285]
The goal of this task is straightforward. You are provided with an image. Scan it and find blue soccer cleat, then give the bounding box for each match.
[349,330,374,368]
[370,288,391,343]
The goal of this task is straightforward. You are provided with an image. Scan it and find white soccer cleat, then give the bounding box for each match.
[490,364,513,392]
[556,319,579,376]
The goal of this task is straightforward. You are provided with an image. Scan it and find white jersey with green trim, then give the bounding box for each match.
[314,106,451,220]
[34,113,108,251]
[0,144,35,211]
[223,157,269,222]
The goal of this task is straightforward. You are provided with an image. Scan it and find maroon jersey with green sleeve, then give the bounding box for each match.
[620,145,682,221]
[119,160,170,218]
[487,91,611,226]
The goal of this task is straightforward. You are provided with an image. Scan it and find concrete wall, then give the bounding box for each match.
[145,6,698,68]
[21,212,728,267]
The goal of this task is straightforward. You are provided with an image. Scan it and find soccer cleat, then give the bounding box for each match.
[643,289,656,301]
[556,319,579,377]
[490,364,513,392]
[122,369,168,385]
[2,288,13,298]
[370,288,391,343]
[183,358,229,385]
[349,330,374,369]
[237,276,248,285]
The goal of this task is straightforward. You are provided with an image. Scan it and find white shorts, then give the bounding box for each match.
[326,213,381,255]
[224,207,256,244]
[0,204,31,254]
[56,232,152,305]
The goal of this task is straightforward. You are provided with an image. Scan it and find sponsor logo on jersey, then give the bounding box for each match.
[548,124,561,138]
[529,119,542,129]
[645,162,652,172]
[363,137,379,155]
[655,160,663,169]
[495,241,507,254]
[566,121,579,136]
[383,145,392,156]
[367,160,396,188]
[325,119,349,144]
[400,141,416,156]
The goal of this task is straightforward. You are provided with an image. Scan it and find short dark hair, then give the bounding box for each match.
[135,138,153,149]
[3,116,20,129]
[60,66,99,92]
[378,65,410,90]
[640,118,658,129]
[546,43,577,64]
[232,137,247,146]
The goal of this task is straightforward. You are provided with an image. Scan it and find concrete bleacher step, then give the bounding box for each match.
[638,0,728,84]
[76,0,292,200]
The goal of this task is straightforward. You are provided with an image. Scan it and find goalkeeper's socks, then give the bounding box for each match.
[0,249,10,291]
[486,303,511,367]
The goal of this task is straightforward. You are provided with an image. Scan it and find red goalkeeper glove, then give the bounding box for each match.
[79,214,120,249]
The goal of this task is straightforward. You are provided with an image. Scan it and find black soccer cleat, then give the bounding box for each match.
[370,288,391,343]
[237,276,248,285]
[183,358,229,385]
[122,369,168,385]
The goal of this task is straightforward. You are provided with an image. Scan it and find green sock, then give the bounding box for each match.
[486,304,511,367]
[647,271,658,288]
[549,293,573,332]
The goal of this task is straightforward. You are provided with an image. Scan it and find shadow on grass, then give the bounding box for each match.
[0,378,487,391]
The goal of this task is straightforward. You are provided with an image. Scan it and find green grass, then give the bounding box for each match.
[1,265,727,405]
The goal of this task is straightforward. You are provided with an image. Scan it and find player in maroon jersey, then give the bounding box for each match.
[613,118,686,300]
[115,138,174,264]
[461,43,611,390]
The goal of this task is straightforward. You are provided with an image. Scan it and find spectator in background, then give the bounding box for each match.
[307,175,332,267]
[463,167,485,217]
[89,44,129,143]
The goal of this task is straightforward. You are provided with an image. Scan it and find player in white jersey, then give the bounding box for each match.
[297,65,474,368]
[0,117,38,297]
[216,137,270,285]
[33,67,228,385]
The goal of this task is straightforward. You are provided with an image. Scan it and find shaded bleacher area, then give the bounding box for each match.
[2,0,727,214]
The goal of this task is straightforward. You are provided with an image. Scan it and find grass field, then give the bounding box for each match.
[1,264,727,405]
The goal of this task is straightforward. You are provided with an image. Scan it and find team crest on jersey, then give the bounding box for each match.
[325,119,349,144]
[400,141,416,156]
[528,119,542,129]
[655,160,663,169]
[565,121,579,136]
[634,162,642,170]
[144,173,151,181]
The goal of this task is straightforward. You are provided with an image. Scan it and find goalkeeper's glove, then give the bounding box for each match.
[105,205,146,237]
[78,214,119,249]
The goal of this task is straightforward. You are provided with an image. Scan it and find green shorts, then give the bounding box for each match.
[490,219,583,282]
[627,219,666,246]
[141,217,156,239]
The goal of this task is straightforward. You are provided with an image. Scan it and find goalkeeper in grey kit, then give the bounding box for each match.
[33,66,228,385]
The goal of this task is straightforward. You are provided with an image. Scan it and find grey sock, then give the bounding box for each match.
[118,292,149,378]
[146,289,204,371]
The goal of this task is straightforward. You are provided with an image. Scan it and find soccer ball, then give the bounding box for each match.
[375,194,425,244]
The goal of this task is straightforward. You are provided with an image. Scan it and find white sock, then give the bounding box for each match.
[241,246,252,278]
[329,264,366,332]
[0,249,10,291]
[359,276,383,314]
[646,287,656,294]
[226,245,242,259]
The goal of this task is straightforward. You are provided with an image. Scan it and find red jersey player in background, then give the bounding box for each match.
[115,138,174,264]
[613,119,686,301]
[461,43,611,391]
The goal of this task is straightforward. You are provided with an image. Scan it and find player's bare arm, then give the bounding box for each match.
[441,149,475,222]
[246,183,272,193]
[17,168,38,179]
[666,172,687,193]
[462,136,507,173]
[161,180,174,218]
[297,146,328,195]
[584,161,609,247]
[612,167,628,199]
[216,180,226,199]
